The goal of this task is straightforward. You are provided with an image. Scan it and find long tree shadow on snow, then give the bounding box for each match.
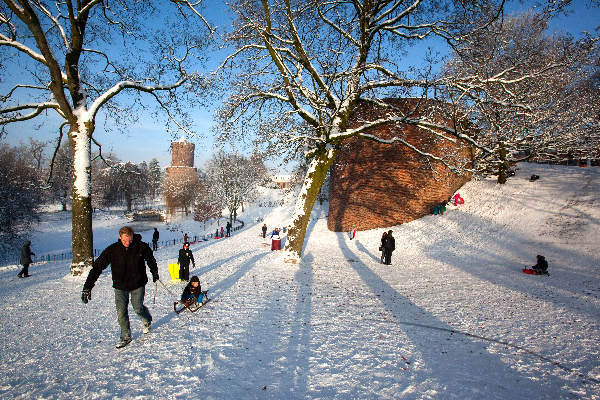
[152,250,256,331]
[338,236,565,399]
[210,253,315,397]
[408,210,600,321]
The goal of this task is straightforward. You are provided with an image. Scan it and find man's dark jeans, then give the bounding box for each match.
[114,286,152,340]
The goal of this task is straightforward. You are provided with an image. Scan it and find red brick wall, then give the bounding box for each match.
[328,99,474,232]
[171,141,195,167]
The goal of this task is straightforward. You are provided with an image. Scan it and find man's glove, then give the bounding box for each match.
[152,273,159,283]
[81,288,91,304]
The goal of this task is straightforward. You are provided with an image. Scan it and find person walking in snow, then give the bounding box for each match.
[382,230,395,265]
[152,228,159,251]
[379,232,387,264]
[226,221,232,237]
[81,226,159,349]
[17,240,35,278]
[178,242,195,281]
[262,224,267,238]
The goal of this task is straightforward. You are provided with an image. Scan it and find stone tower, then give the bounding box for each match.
[328,98,474,232]
[165,135,199,213]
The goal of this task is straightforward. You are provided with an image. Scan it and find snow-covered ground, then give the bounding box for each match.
[0,162,598,399]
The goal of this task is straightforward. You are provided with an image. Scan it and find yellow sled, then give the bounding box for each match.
[168,263,182,281]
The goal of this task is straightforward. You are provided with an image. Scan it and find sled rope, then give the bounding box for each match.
[157,279,180,299]
[363,317,599,384]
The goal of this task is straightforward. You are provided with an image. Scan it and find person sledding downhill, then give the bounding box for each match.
[174,276,209,313]
[523,255,549,275]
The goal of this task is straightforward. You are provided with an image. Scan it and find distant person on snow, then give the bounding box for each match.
[220,226,224,237]
[178,242,195,281]
[180,276,207,306]
[382,230,395,265]
[81,226,159,349]
[532,255,549,274]
[379,232,387,264]
[226,221,232,237]
[152,228,159,251]
[453,193,464,206]
[262,224,268,238]
[18,240,35,278]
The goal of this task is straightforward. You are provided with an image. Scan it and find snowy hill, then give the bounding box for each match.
[0,162,598,399]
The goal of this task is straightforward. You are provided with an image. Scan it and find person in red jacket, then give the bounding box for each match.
[81,226,159,349]
[453,193,465,206]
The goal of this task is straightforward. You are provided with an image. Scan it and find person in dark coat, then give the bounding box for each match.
[226,221,232,237]
[81,226,159,349]
[180,275,207,306]
[18,240,35,278]
[262,224,267,238]
[383,230,395,265]
[379,232,387,264]
[532,255,549,273]
[178,242,195,281]
[152,228,159,251]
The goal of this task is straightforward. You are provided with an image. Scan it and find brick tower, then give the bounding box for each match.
[328,98,474,232]
[165,135,198,213]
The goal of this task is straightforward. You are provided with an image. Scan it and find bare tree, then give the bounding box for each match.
[204,150,258,225]
[216,0,548,259]
[163,170,200,215]
[442,11,599,182]
[0,142,43,260]
[0,1,211,274]
[47,141,73,211]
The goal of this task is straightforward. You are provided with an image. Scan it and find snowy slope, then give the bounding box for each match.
[0,162,598,399]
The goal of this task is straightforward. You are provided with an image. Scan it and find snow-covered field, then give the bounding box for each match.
[0,162,598,399]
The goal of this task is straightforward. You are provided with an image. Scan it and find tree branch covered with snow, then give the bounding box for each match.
[0,0,213,274]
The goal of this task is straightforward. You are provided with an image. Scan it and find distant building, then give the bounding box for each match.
[164,135,199,213]
[271,175,292,189]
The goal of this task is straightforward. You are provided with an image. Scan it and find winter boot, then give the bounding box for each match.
[116,337,132,349]
[142,322,151,334]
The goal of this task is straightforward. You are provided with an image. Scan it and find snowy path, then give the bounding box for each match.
[0,163,598,399]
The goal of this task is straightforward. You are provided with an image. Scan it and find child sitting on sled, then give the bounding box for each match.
[531,255,548,274]
[523,255,549,275]
[180,276,208,306]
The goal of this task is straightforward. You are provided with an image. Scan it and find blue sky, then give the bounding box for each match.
[2,0,599,171]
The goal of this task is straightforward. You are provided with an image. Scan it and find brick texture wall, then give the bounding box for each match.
[328,98,474,232]
[171,141,195,167]
[165,140,197,210]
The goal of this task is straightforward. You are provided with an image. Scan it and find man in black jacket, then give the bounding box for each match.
[177,242,195,281]
[81,226,159,349]
[383,230,395,265]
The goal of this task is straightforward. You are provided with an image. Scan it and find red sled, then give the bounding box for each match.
[522,268,549,275]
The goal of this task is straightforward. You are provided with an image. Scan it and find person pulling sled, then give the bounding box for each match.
[174,276,209,313]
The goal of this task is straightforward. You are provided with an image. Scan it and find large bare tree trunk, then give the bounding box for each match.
[284,148,337,259]
[69,122,94,276]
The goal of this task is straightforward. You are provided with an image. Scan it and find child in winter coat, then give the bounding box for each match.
[532,255,549,274]
[180,276,207,306]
